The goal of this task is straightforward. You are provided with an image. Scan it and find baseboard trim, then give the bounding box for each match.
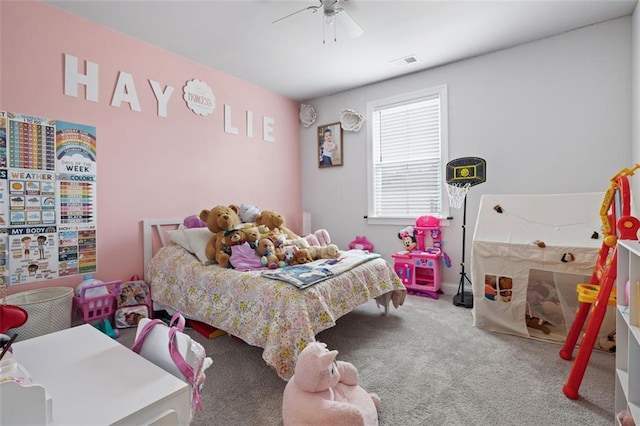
[441,282,460,296]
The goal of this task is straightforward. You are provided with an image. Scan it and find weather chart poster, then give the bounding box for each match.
[0,112,98,285]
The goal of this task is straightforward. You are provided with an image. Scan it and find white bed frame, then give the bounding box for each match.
[141,219,393,315]
[142,219,182,279]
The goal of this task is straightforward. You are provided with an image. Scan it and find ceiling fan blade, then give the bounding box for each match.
[335,9,364,39]
[272,4,321,24]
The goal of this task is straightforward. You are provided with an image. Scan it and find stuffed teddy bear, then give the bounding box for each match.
[222,228,246,247]
[255,210,332,247]
[282,341,380,426]
[199,205,241,268]
[255,210,298,240]
[307,244,340,261]
[256,238,283,269]
[291,248,313,265]
[241,225,261,249]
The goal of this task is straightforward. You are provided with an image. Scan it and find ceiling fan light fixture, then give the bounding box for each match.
[272,0,363,42]
[324,13,335,25]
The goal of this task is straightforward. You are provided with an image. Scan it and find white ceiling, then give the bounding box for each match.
[45,0,637,102]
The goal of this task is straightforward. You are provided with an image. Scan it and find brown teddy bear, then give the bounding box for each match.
[255,210,335,250]
[291,248,313,265]
[241,225,260,249]
[254,210,299,241]
[223,228,246,247]
[199,204,241,268]
[256,237,282,269]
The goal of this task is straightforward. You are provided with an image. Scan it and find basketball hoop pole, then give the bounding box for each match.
[445,156,486,309]
[453,193,474,308]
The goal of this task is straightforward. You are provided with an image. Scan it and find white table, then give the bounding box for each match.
[8,324,190,425]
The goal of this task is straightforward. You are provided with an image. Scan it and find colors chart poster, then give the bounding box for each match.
[0,111,97,285]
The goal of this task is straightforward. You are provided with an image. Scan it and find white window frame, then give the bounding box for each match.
[365,85,449,225]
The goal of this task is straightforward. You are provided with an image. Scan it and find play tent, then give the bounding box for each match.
[471,192,615,342]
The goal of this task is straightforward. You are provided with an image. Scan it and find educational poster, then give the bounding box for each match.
[0,112,7,168]
[57,225,97,276]
[56,121,97,278]
[0,112,98,285]
[8,227,58,284]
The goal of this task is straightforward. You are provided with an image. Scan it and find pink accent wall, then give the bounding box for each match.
[0,2,301,294]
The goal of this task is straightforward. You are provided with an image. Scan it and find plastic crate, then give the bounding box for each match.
[73,280,121,324]
[6,287,74,341]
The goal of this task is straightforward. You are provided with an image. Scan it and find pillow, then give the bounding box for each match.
[166,228,191,252]
[183,228,214,265]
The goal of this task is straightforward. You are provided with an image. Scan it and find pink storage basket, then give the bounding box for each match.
[74,280,121,324]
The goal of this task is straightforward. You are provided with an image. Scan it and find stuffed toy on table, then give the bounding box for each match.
[282,341,380,426]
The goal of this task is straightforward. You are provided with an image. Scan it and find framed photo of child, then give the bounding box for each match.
[317,122,343,168]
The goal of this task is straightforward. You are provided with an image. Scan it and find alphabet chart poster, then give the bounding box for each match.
[0,112,98,285]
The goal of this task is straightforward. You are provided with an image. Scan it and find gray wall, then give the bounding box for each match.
[302,17,632,293]
[633,9,640,206]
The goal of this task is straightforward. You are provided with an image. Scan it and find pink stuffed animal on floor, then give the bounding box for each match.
[282,341,380,426]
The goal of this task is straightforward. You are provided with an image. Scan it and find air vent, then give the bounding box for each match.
[390,55,420,67]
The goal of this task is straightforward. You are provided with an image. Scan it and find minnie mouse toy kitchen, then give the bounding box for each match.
[392,215,449,299]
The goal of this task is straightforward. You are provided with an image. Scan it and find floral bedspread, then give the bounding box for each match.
[146,244,406,380]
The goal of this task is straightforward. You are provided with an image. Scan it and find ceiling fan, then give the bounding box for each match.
[272,0,364,43]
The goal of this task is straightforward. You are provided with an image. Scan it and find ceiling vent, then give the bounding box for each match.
[390,55,420,67]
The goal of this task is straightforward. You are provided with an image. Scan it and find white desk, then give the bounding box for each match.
[9,324,190,425]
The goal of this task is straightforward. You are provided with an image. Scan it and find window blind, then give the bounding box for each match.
[371,93,443,218]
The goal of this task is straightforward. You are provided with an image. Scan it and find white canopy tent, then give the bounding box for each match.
[470,192,615,342]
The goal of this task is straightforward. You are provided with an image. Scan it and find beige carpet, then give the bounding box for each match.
[117,294,615,425]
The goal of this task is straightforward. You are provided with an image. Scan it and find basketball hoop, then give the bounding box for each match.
[446,156,487,309]
[447,182,471,209]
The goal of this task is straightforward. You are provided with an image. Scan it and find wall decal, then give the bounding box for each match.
[299,104,317,127]
[183,79,215,116]
[339,109,365,132]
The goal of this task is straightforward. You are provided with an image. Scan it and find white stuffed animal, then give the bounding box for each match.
[282,341,380,426]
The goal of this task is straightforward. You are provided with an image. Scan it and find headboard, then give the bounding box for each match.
[142,219,182,278]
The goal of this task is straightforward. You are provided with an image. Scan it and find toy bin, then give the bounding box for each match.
[6,287,74,341]
[74,280,121,325]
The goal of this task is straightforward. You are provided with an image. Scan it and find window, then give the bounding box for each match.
[366,85,449,224]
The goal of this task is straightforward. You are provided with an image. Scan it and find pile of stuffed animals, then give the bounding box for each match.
[197,203,340,270]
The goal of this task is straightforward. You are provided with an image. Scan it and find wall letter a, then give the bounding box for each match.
[111,72,141,112]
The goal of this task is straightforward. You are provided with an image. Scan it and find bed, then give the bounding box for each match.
[142,219,407,380]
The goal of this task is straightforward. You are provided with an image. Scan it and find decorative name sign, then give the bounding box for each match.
[62,54,277,142]
[183,79,215,116]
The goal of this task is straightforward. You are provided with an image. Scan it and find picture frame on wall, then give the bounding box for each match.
[317,122,343,168]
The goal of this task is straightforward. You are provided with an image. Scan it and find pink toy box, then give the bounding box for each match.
[348,236,374,252]
[392,216,446,299]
